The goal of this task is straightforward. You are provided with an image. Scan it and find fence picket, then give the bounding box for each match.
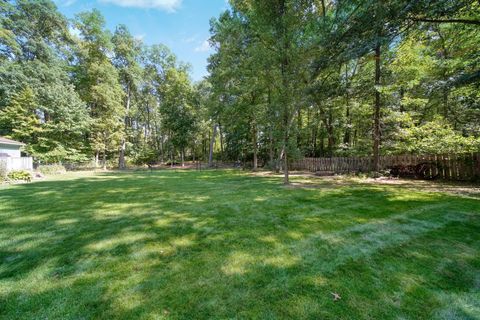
[289,152,479,181]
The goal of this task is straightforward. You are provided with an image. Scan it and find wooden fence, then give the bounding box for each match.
[290,153,480,181]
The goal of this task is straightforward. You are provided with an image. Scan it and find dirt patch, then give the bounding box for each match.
[251,171,480,198]
[358,177,480,198]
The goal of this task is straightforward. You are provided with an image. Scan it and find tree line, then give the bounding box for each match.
[1,0,479,184]
[0,0,203,169]
[207,0,479,183]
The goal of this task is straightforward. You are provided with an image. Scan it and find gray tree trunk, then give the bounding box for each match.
[102,149,107,171]
[208,123,217,167]
[181,149,185,167]
[252,123,258,171]
[219,123,224,161]
[373,41,381,173]
[118,86,130,170]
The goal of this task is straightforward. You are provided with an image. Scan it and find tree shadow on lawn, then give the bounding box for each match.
[0,171,479,319]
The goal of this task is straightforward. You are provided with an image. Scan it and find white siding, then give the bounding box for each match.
[0,144,21,157]
[0,157,33,171]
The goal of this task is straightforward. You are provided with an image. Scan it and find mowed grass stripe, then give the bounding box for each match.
[0,170,478,319]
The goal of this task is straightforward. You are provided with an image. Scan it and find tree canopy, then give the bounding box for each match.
[0,0,478,183]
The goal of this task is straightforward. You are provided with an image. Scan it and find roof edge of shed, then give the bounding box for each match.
[0,136,26,146]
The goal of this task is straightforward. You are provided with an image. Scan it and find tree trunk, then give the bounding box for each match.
[373,41,381,173]
[95,151,99,168]
[344,65,352,145]
[181,148,185,167]
[283,139,289,185]
[252,123,258,171]
[267,87,275,168]
[118,140,126,169]
[343,105,351,145]
[327,114,335,156]
[203,135,208,161]
[102,149,107,171]
[279,0,290,185]
[297,109,302,146]
[269,127,274,167]
[282,108,290,184]
[118,86,131,170]
[319,131,325,156]
[219,122,224,161]
[145,103,150,144]
[321,113,335,156]
[208,123,217,167]
[160,136,164,163]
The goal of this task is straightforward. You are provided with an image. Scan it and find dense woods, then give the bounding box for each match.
[1,0,479,183]
[0,0,202,168]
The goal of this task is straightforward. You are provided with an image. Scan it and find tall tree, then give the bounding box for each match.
[74,9,124,169]
[112,24,142,169]
[161,67,197,167]
[0,0,90,162]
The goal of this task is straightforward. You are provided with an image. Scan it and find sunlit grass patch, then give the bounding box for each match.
[0,170,478,319]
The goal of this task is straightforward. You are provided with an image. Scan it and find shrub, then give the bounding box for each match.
[393,118,480,154]
[164,160,179,166]
[133,149,158,166]
[64,161,96,171]
[38,164,67,175]
[7,170,32,182]
[0,160,7,182]
[266,160,282,172]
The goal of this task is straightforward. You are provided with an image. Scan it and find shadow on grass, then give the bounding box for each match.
[0,170,479,319]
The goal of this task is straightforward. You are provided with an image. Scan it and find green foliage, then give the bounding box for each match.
[395,118,480,154]
[132,148,158,166]
[0,0,90,163]
[7,170,32,182]
[206,0,479,175]
[1,0,479,173]
[74,9,125,166]
[161,67,197,157]
[0,87,40,147]
[0,84,90,163]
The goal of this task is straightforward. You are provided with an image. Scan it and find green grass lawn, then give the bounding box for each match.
[0,170,479,319]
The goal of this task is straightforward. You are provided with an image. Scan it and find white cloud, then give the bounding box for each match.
[99,0,182,12]
[194,40,211,53]
[55,0,77,7]
[134,34,146,41]
[182,36,197,44]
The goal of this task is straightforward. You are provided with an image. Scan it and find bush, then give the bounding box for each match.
[393,118,480,154]
[7,170,32,182]
[133,149,158,166]
[266,160,282,172]
[37,164,67,175]
[0,160,7,182]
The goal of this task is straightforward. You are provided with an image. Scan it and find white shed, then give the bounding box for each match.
[0,136,24,157]
[0,137,33,171]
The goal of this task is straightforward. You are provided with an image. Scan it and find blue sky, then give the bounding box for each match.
[54,0,229,81]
